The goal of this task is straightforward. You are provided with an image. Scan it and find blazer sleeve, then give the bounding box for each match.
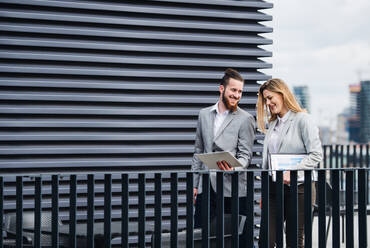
[297,114,323,169]
[191,113,204,188]
[235,114,256,169]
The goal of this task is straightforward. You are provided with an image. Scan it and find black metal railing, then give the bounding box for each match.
[0,144,369,247]
[0,167,368,248]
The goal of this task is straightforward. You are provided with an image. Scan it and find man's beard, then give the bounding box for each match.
[222,90,238,112]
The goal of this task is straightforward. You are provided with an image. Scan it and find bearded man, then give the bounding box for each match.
[191,68,256,246]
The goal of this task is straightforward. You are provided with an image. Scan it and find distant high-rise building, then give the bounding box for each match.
[336,108,350,144]
[348,84,361,143]
[359,80,370,143]
[293,86,310,112]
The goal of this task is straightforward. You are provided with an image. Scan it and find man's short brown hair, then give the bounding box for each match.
[221,68,244,87]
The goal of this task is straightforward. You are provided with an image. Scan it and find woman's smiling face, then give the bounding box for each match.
[262,89,288,117]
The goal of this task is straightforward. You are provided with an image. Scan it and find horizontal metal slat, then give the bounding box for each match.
[0,157,191,169]
[150,0,273,9]
[0,37,273,57]
[0,78,261,93]
[0,50,271,68]
[0,91,258,104]
[0,22,271,44]
[0,104,257,117]
[0,131,195,141]
[0,0,272,21]
[0,65,270,81]
[0,145,195,154]
[0,118,197,128]
[3,182,187,196]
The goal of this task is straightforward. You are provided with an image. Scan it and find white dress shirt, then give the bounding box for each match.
[211,102,229,137]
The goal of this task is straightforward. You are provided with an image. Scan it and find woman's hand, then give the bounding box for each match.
[283,171,290,184]
[217,160,234,171]
[193,188,198,204]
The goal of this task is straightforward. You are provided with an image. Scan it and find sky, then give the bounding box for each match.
[261,0,370,128]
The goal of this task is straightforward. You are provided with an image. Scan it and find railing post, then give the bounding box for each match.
[318,170,326,248]
[358,169,367,247]
[171,173,178,248]
[138,173,145,248]
[87,174,95,248]
[331,169,340,248]
[0,177,3,248]
[34,177,42,248]
[231,172,239,248]
[246,171,254,247]
[289,170,298,248]
[69,175,77,248]
[52,175,59,248]
[16,176,23,248]
[304,170,312,248]
[186,172,194,248]
[329,145,333,169]
[154,173,162,248]
[104,174,112,248]
[260,171,269,248]
[323,145,327,168]
[345,170,354,248]
[347,145,350,167]
[276,171,284,248]
[216,171,224,248]
[201,173,210,248]
[122,174,129,248]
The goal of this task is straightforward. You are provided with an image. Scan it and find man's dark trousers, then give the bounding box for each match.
[194,186,249,247]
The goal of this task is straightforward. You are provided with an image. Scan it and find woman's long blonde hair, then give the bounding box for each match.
[257,78,305,133]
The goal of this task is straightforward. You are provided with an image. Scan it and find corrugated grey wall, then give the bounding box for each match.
[0,0,272,246]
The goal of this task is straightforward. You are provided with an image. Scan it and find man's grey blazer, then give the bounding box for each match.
[261,111,323,181]
[191,105,256,197]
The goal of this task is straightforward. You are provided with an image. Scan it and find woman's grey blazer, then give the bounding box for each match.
[261,111,323,179]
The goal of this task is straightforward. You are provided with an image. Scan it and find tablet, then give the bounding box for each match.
[196,151,243,170]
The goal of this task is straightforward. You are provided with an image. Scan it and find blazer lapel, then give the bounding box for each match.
[208,109,216,142]
[277,113,295,152]
[213,110,236,140]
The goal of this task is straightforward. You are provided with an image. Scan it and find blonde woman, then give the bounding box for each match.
[257,79,322,248]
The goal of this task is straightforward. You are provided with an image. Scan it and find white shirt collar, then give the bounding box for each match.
[210,101,229,115]
[277,110,291,124]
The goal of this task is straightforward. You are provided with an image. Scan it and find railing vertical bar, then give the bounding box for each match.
[345,170,354,248]
[359,144,363,168]
[323,145,327,168]
[261,171,269,248]
[353,145,357,168]
[340,145,344,190]
[329,145,333,169]
[0,177,3,248]
[358,169,367,247]
[246,171,254,248]
[186,173,194,248]
[366,144,370,204]
[122,174,129,248]
[202,173,210,248]
[171,173,178,248]
[16,176,23,248]
[52,175,59,248]
[138,173,145,248]
[304,170,312,248]
[87,174,94,248]
[367,144,370,205]
[216,172,224,248]
[69,175,77,248]
[335,145,339,168]
[34,177,42,248]
[276,171,284,248]
[318,170,326,248]
[290,171,298,248]
[331,170,340,248]
[104,174,112,248]
[231,172,239,248]
[347,145,350,167]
